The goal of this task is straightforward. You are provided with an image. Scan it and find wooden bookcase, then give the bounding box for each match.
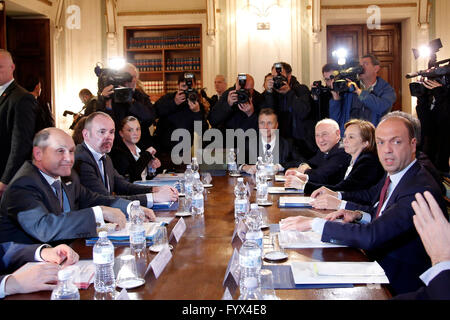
[124,24,202,101]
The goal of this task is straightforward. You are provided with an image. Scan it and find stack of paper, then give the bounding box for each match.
[278,196,313,208]
[278,229,346,248]
[290,261,389,285]
[88,222,162,246]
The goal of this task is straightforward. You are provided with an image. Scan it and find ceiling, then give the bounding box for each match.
[4,0,44,17]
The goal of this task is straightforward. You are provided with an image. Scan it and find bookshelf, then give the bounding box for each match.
[124,24,202,101]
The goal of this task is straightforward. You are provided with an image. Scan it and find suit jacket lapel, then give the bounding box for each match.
[81,142,103,179]
[0,81,16,106]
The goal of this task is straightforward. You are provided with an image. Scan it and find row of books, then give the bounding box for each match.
[141,81,164,94]
[134,59,162,72]
[133,57,201,72]
[140,80,203,94]
[166,57,201,71]
[129,35,201,49]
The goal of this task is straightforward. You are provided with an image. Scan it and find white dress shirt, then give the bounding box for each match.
[0,244,48,299]
[0,78,15,96]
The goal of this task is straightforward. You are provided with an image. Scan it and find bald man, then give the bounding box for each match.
[0,127,155,245]
[0,50,38,198]
[285,118,350,185]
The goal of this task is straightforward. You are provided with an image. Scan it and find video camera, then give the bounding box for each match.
[183,73,198,102]
[94,63,133,104]
[273,63,288,90]
[406,39,450,97]
[236,73,250,104]
[311,80,330,101]
[332,64,364,93]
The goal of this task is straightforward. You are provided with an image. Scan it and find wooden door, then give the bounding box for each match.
[327,24,402,111]
[6,18,52,112]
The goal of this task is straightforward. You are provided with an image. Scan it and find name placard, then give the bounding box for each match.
[170,217,186,242]
[146,246,172,278]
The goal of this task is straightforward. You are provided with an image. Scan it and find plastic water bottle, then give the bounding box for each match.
[234,177,249,224]
[129,200,146,253]
[238,239,262,299]
[191,172,204,215]
[50,267,80,300]
[191,157,199,174]
[184,165,194,198]
[238,276,263,300]
[256,174,268,204]
[245,204,263,249]
[227,148,238,175]
[255,156,265,186]
[93,231,115,293]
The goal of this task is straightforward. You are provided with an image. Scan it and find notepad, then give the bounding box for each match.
[290,261,389,285]
[278,196,313,208]
[278,229,347,249]
[274,175,287,182]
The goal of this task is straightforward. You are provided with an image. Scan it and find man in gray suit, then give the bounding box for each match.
[0,127,155,244]
[0,50,38,198]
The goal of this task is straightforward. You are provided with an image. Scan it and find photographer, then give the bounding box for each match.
[209,73,264,135]
[263,62,316,160]
[154,73,208,169]
[329,54,396,133]
[416,79,450,173]
[97,62,156,151]
[310,63,339,122]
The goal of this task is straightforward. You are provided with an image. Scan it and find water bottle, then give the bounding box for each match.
[255,156,265,186]
[93,231,115,293]
[129,200,146,253]
[184,165,194,198]
[234,177,249,224]
[245,204,263,249]
[256,174,268,204]
[238,239,262,298]
[191,172,204,216]
[263,146,275,176]
[191,157,199,174]
[227,148,238,175]
[50,267,80,300]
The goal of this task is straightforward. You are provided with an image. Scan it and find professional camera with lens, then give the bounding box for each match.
[95,63,134,104]
[236,73,250,104]
[183,73,199,102]
[311,80,330,100]
[273,63,288,90]
[406,39,450,97]
[332,64,364,93]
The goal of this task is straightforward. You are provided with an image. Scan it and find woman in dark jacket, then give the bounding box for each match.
[109,116,161,182]
[286,119,384,193]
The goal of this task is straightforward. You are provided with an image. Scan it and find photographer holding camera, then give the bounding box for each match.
[415,78,450,173]
[96,62,156,151]
[154,73,208,169]
[263,62,316,160]
[209,73,264,135]
[310,63,340,122]
[328,54,396,134]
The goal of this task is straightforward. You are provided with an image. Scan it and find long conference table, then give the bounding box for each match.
[6,173,392,300]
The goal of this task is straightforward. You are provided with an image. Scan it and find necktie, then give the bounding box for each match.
[52,180,63,211]
[266,143,271,151]
[100,156,110,192]
[375,176,391,219]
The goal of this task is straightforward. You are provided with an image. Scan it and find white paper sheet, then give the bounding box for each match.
[279,196,313,206]
[278,229,347,248]
[268,187,304,194]
[290,261,389,284]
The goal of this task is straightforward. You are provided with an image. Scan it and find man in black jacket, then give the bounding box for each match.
[154,73,208,170]
[0,50,38,198]
[97,63,156,151]
[263,62,317,160]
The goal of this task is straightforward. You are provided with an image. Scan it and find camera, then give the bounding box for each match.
[311,80,330,100]
[406,38,450,97]
[236,73,250,104]
[94,63,134,104]
[183,73,198,102]
[273,63,288,90]
[332,64,364,93]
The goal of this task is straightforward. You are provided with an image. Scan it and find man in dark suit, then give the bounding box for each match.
[240,108,301,173]
[0,50,38,198]
[74,112,178,207]
[281,115,447,295]
[394,191,450,300]
[0,128,155,244]
[1,242,78,299]
[285,118,351,185]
